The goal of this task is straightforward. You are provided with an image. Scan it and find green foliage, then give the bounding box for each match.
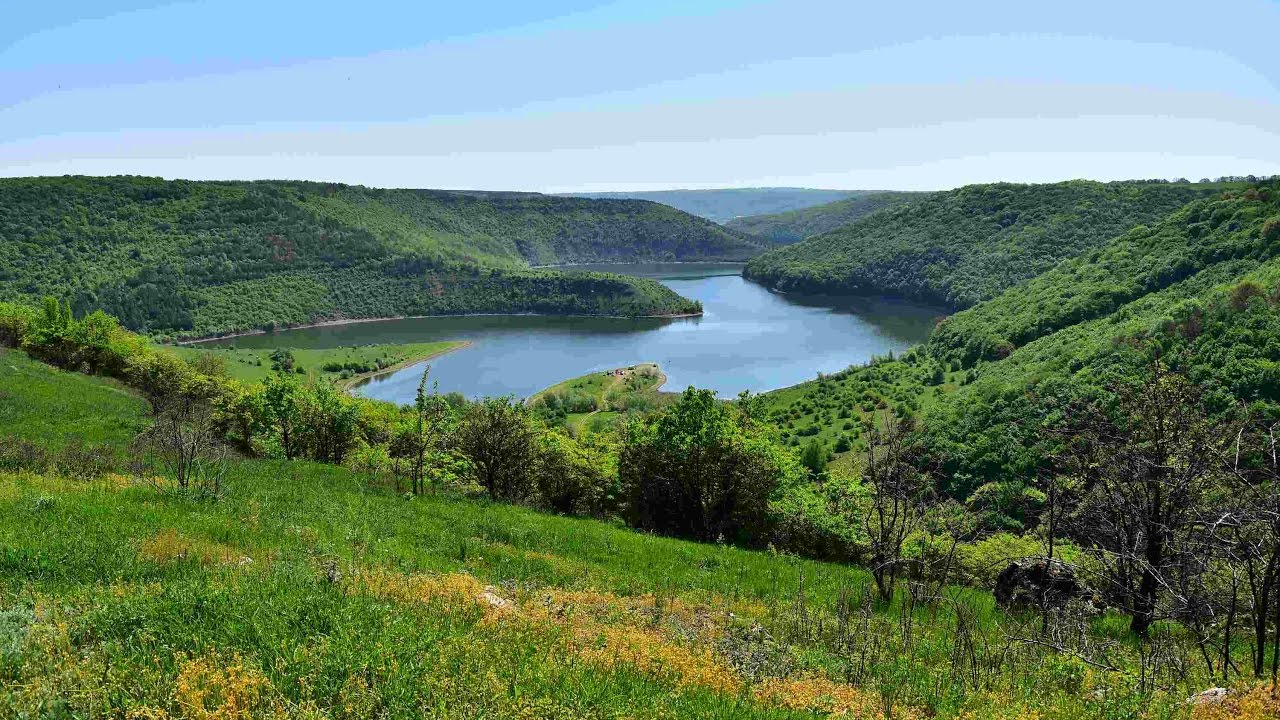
[0,176,742,338]
[744,179,1232,307]
[930,182,1280,364]
[620,387,802,543]
[726,191,926,243]
[458,396,540,502]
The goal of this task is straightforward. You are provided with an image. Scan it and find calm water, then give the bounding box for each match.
[204,264,943,402]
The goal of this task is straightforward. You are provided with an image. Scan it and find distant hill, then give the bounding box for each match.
[743,180,1232,308]
[726,191,927,243]
[0,177,763,338]
[567,188,863,224]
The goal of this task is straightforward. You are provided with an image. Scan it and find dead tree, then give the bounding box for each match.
[131,393,229,494]
[860,412,934,603]
[1057,363,1226,637]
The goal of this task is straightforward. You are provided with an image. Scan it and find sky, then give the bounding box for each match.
[2,0,1279,192]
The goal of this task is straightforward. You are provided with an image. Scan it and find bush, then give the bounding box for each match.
[620,388,802,543]
[457,397,539,502]
[534,431,613,516]
[0,301,36,348]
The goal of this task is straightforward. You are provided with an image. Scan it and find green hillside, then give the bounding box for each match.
[759,181,1280,494]
[569,188,862,223]
[743,180,1232,307]
[725,191,925,243]
[0,176,762,338]
[929,184,1280,363]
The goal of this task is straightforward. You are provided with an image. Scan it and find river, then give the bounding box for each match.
[204,264,943,402]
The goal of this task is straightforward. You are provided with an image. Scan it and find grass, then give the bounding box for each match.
[2,351,1276,719]
[167,341,466,385]
[0,348,148,448]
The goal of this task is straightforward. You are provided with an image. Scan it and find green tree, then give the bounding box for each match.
[620,387,799,543]
[298,381,360,464]
[457,397,538,502]
[800,437,828,478]
[262,372,302,460]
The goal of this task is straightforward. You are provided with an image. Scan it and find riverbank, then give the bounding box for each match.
[526,362,670,432]
[339,341,471,392]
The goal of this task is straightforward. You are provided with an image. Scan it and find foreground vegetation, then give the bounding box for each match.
[743,179,1237,307]
[0,176,762,338]
[2,344,1277,719]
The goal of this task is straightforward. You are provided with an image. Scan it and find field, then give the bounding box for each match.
[166,340,467,386]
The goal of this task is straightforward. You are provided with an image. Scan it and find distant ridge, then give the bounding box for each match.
[566,188,865,224]
[743,179,1233,308]
[726,191,927,243]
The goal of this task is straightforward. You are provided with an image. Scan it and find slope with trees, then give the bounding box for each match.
[6,297,1280,717]
[725,190,926,243]
[743,179,1233,307]
[0,176,764,338]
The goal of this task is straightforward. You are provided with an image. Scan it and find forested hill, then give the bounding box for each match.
[742,180,1231,307]
[929,183,1280,364]
[0,176,758,338]
[725,191,926,243]
[759,180,1280,501]
[567,188,861,223]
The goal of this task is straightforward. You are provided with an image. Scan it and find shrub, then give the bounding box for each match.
[620,387,802,544]
[0,301,36,348]
[457,397,539,502]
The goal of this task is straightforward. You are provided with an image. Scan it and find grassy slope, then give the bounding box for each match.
[0,348,148,447]
[743,180,1235,308]
[167,341,466,386]
[0,177,760,338]
[4,349,1246,719]
[726,191,926,244]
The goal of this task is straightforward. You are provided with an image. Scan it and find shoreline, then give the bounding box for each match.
[338,341,472,392]
[177,310,702,346]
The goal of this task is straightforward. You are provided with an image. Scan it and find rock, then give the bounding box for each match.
[324,561,343,585]
[479,586,511,610]
[994,559,1100,609]
[1187,688,1230,705]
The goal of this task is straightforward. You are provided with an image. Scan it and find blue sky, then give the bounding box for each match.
[2,0,1279,191]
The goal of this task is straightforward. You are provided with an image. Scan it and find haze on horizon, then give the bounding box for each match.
[2,0,1279,193]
